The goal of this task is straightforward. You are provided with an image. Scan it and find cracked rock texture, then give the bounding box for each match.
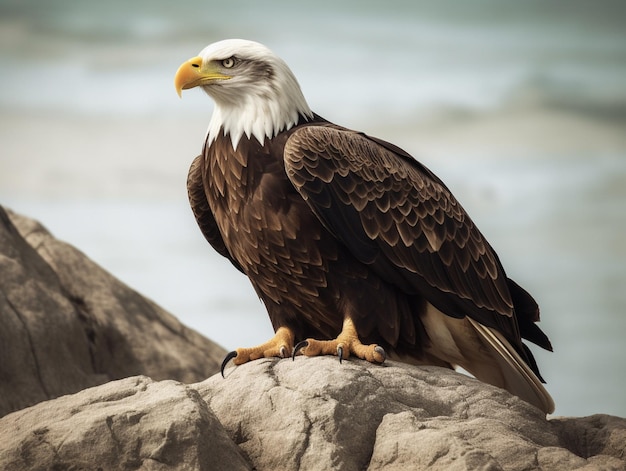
[0,206,226,417]
[198,357,626,471]
[1,359,625,470]
[0,376,251,471]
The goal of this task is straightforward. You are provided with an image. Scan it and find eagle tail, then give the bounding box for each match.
[466,317,555,414]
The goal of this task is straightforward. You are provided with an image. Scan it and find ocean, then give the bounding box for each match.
[1,0,625,417]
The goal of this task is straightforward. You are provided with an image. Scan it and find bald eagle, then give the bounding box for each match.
[174,39,554,413]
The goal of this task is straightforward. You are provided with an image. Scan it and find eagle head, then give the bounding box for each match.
[175,39,313,149]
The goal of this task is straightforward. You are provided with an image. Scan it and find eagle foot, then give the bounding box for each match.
[220,326,295,377]
[292,318,386,364]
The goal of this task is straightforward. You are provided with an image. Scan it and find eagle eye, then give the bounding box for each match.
[221,57,236,69]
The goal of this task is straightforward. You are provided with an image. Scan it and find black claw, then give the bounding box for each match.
[374,346,387,363]
[279,345,287,358]
[292,340,309,360]
[337,345,344,364]
[221,350,238,378]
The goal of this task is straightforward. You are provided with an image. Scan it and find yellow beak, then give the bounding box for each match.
[174,56,231,97]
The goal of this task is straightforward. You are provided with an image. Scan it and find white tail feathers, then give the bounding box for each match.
[467,317,555,414]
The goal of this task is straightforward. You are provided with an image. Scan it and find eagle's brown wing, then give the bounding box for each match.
[284,125,527,352]
[187,154,244,273]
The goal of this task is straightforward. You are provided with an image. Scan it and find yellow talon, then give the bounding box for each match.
[294,318,386,364]
[221,326,295,376]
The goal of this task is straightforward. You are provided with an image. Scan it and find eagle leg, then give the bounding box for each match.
[221,326,295,377]
[293,317,386,364]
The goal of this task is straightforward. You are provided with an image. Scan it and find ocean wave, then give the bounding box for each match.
[502,71,626,121]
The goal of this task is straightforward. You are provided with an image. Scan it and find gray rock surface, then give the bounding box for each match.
[0,376,251,471]
[198,357,626,471]
[1,358,624,470]
[0,206,226,417]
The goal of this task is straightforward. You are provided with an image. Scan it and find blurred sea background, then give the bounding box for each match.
[1,0,625,417]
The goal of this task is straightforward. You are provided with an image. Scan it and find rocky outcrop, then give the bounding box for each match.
[1,358,624,470]
[200,357,626,470]
[2,206,625,470]
[0,376,251,471]
[0,206,226,417]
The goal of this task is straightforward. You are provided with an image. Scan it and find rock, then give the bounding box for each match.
[0,206,226,417]
[197,357,626,471]
[1,358,624,470]
[0,376,251,471]
[549,415,626,469]
[2,205,624,469]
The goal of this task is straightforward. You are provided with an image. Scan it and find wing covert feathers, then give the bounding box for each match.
[284,126,516,331]
[284,125,552,401]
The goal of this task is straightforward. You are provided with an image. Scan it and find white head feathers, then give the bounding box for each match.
[197,39,313,149]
